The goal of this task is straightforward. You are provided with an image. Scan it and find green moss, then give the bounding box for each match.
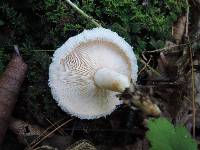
[73,0,186,52]
[33,0,187,53]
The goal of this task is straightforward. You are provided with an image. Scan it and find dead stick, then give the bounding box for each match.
[66,0,101,27]
[136,55,161,76]
[0,46,27,144]
[188,39,196,137]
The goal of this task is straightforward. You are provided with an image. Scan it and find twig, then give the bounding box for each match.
[138,56,152,75]
[145,36,200,54]
[66,0,101,27]
[136,55,161,76]
[145,43,188,53]
[189,39,196,138]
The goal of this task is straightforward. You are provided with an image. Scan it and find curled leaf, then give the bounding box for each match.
[172,15,186,44]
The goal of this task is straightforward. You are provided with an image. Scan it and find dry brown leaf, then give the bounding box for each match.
[9,117,44,144]
[65,140,96,150]
[172,15,187,44]
[0,50,27,144]
[9,118,73,150]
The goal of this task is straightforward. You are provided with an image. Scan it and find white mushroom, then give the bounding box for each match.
[49,27,138,119]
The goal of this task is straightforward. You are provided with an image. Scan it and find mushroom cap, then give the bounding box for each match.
[49,27,138,119]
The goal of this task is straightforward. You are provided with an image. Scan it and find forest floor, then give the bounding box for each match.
[0,0,200,150]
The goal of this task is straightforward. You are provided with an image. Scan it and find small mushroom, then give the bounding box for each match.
[49,28,138,119]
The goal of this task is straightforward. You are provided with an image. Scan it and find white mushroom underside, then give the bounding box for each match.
[49,28,138,119]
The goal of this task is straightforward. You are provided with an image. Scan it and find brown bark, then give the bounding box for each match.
[0,53,27,144]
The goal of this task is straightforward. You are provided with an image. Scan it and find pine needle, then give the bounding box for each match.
[27,118,74,150]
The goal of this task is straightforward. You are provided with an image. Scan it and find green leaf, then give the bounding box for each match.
[146,118,198,150]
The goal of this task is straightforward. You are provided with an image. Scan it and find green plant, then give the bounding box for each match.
[0,3,26,32]
[146,117,198,150]
[30,0,188,53]
[74,0,187,52]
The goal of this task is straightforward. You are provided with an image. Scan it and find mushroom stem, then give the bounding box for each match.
[94,68,130,92]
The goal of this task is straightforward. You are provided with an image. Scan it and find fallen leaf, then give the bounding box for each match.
[0,49,27,144]
[172,15,187,44]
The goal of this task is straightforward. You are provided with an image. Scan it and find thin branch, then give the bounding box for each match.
[189,39,196,138]
[138,56,152,75]
[66,0,101,27]
[136,55,161,76]
[145,36,200,54]
[145,43,188,53]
